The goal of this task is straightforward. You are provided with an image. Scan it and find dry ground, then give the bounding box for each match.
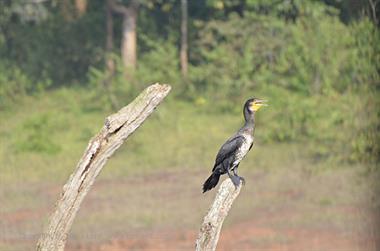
[1,165,379,251]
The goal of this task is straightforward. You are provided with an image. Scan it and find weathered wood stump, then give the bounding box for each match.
[195,179,242,251]
[37,83,171,251]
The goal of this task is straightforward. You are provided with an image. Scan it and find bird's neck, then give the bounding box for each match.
[241,115,255,135]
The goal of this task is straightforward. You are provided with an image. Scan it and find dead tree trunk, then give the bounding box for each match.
[195,179,242,251]
[36,83,171,251]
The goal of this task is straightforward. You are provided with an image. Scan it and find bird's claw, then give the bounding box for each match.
[239,176,246,186]
[230,175,240,188]
[230,175,245,189]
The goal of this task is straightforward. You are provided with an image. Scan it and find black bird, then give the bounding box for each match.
[202,98,267,193]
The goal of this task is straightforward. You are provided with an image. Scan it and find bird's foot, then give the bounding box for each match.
[229,175,241,188]
[239,176,246,186]
[230,175,245,188]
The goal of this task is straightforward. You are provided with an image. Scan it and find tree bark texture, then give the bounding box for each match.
[195,179,242,251]
[36,83,171,251]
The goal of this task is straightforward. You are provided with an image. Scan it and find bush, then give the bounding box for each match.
[0,62,30,106]
[192,6,376,97]
[14,113,61,154]
[135,35,182,89]
[187,5,379,166]
[87,37,181,110]
[0,61,51,107]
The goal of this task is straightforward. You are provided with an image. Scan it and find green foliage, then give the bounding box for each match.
[0,0,104,86]
[0,0,378,168]
[351,92,380,166]
[257,85,377,164]
[350,18,380,89]
[192,14,287,100]
[193,6,376,96]
[0,61,50,107]
[88,37,181,108]
[14,113,62,154]
[135,35,181,88]
[278,13,355,94]
[0,62,30,105]
[184,4,379,167]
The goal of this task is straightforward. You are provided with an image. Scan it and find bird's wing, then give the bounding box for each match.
[213,135,244,171]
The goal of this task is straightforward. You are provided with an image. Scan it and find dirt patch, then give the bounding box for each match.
[1,168,379,251]
[69,215,378,251]
[1,209,46,224]
[66,168,379,251]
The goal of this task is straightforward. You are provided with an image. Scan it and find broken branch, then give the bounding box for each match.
[37,83,171,251]
[195,179,242,251]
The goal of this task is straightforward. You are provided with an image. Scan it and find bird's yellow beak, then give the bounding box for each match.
[250,99,268,112]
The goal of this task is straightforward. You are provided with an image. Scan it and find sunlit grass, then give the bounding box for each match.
[0,86,376,187]
[0,87,378,251]
[0,88,241,184]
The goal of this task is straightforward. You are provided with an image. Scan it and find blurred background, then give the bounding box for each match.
[0,0,379,250]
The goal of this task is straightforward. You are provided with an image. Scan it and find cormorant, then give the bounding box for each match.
[202,98,267,193]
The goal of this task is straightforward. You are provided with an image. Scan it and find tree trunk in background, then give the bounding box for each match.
[368,0,379,25]
[75,0,87,17]
[109,0,139,78]
[121,8,137,73]
[104,0,119,109]
[180,0,188,79]
[61,0,74,21]
[106,0,115,76]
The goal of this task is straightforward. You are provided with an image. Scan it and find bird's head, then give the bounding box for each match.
[244,98,267,120]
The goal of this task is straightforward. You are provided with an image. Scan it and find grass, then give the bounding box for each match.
[0,86,357,184]
[0,87,275,184]
[1,85,378,189]
[0,86,378,250]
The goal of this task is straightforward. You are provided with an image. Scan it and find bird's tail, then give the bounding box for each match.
[202,172,221,193]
